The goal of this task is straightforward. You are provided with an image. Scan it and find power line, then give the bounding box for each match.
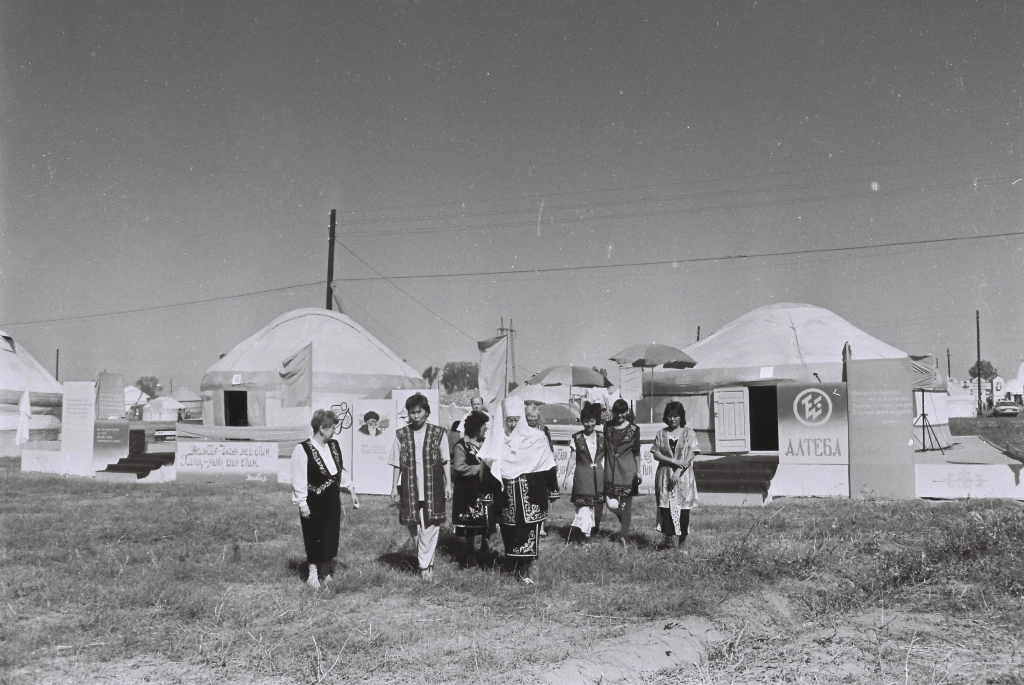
[1,281,321,328]
[4,229,1021,329]
[337,160,1019,230]
[341,175,1020,238]
[337,229,1024,282]
[335,242,478,342]
[338,149,1007,217]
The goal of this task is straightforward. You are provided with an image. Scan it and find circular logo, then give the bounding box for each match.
[793,388,833,426]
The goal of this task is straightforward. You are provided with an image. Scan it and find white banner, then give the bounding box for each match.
[352,399,395,495]
[477,335,508,416]
[176,441,278,483]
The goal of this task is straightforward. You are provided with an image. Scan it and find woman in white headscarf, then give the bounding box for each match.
[477,396,557,584]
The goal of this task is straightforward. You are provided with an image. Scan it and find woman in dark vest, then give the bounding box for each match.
[291,409,357,588]
[451,411,493,565]
[603,398,641,546]
[563,402,606,541]
[389,393,452,581]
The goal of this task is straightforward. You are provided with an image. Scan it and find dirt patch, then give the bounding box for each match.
[542,617,721,684]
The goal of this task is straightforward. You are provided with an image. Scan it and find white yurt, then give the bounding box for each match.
[200,308,427,426]
[0,331,62,455]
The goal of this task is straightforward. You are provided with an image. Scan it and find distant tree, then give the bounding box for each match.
[440,362,479,394]
[422,366,440,387]
[591,366,609,380]
[968,361,998,381]
[135,376,161,398]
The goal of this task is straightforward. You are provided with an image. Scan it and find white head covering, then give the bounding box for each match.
[477,395,555,481]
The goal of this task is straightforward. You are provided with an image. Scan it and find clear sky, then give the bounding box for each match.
[1,1,1022,392]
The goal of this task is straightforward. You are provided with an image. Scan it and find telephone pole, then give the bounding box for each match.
[976,310,983,416]
[326,209,337,310]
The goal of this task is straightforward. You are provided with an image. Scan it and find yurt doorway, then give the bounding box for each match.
[224,391,248,426]
[748,385,779,452]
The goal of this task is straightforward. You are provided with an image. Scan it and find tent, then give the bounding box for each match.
[171,387,203,419]
[657,303,908,395]
[0,331,62,455]
[124,386,150,412]
[200,308,427,426]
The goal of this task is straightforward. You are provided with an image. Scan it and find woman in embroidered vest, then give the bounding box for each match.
[451,411,493,566]
[652,401,700,552]
[563,402,606,541]
[291,409,357,589]
[478,396,556,584]
[603,398,642,545]
[388,393,451,581]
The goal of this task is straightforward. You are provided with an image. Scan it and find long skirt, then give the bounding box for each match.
[300,484,341,564]
[500,522,541,559]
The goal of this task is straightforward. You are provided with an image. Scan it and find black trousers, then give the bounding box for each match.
[658,507,691,542]
[300,484,341,565]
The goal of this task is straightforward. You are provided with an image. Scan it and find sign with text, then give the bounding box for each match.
[95,372,125,420]
[175,441,278,483]
[351,399,395,495]
[61,382,96,477]
[93,420,130,472]
[777,383,849,465]
[846,358,916,499]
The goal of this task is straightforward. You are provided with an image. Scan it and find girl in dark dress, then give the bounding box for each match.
[563,402,605,540]
[603,399,641,545]
[451,411,493,565]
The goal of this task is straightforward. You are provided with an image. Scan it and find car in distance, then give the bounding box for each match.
[992,400,1022,417]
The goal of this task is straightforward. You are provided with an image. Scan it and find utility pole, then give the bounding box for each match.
[497,318,518,394]
[326,209,337,310]
[55,349,59,381]
[946,348,951,378]
[976,310,983,416]
[696,326,701,342]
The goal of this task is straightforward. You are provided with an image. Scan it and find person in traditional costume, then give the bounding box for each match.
[451,411,493,566]
[478,396,557,584]
[563,402,605,541]
[291,409,358,589]
[389,393,452,581]
[524,401,559,538]
[651,401,700,551]
[603,398,641,545]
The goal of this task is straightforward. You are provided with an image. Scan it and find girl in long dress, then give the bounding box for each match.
[563,402,605,540]
[603,399,641,545]
[478,396,557,584]
[651,401,700,551]
[451,411,493,565]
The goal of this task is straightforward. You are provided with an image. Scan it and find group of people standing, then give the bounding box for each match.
[290,392,701,587]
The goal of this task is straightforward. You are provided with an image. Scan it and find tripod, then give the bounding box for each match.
[915,389,945,455]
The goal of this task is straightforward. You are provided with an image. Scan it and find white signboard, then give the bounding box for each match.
[175,441,278,483]
[61,382,96,476]
[352,399,396,495]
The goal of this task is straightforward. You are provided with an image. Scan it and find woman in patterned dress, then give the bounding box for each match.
[478,396,557,584]
[651,401,700,551]
[451,411,493,565]
[603,398,641,545]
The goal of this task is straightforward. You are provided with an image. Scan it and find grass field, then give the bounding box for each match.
[2,468,1023,684]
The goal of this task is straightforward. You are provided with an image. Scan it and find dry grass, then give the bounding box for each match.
[1,471,1023,683]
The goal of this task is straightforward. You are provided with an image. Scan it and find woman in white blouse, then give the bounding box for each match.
[291,409,358,588]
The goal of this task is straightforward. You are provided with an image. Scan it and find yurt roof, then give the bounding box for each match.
[171,387,202,402]
[682,303,906,368]
[204,308,421,379]
[0,331,62,394]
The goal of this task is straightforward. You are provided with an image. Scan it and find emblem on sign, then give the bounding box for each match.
[793,388,833,426]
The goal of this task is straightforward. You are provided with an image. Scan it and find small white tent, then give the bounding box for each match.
[0,332,62,455]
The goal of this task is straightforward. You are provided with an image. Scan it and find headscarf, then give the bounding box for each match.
[477,396,555,481]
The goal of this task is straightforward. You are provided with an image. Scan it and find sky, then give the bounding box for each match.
[1,0,1022,393]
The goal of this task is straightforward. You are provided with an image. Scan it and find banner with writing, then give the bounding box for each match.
[175,441,278,483]
[777,383,849,465]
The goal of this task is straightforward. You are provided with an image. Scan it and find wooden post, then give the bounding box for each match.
[326,209,337,310]
[976,311,983,416]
